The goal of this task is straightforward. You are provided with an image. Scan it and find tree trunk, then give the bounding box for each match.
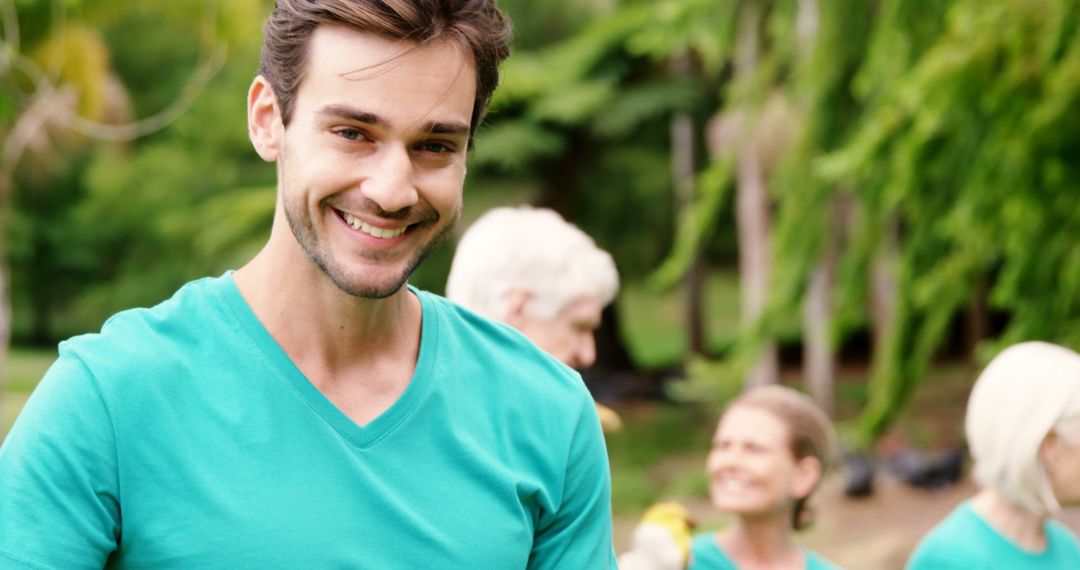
[733,1,778,389]
[738,143,778,389]
[802,196,843,417]
[795,0,831,412]
[870,217,900,369]
[671,106,706,355]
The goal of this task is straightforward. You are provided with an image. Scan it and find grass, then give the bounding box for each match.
[619,270,742,370]
[606,402,716,514]
[2,346,57,440]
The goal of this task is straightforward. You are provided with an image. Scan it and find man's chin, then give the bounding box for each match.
[328,271,411,299]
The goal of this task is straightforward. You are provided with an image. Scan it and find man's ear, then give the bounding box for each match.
[791,456,822,501]
[502,290,533,328]
[248,75,283,162]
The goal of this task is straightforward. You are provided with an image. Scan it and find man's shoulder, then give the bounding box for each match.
[60,274,233,377]
[418,291,587,393]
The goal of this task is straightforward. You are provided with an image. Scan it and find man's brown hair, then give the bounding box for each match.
[259,0,512,140]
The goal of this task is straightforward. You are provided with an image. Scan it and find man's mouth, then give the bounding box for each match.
[339,210,409,239]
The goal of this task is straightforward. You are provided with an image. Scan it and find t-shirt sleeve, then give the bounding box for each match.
[0,351,120,569]
[526,395,616,569]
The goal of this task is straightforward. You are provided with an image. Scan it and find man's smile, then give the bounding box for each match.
[337,209,409,239]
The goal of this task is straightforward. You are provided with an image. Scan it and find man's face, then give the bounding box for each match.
[515,295,604,369]
[271,26,476,298]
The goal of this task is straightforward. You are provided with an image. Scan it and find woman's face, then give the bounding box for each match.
[1043,425,1080,506]
[705,405,818,520]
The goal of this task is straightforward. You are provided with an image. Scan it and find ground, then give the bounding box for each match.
[614,463,1080,570]
[608,359,1080,569]
[803,475,1078,569]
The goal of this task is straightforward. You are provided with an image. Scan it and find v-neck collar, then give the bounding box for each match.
[215,272,438,448]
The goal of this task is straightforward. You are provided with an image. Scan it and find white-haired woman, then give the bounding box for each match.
[690,385,841,570]
[907,341,1080,569]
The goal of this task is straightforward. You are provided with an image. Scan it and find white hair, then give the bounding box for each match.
[966,341,1080,515]
[446,206,619,320]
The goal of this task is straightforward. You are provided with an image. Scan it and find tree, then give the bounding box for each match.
[821,0,1080,446]
[1,0,260,408]
[470,2,722,373]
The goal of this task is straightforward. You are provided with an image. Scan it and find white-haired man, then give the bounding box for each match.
[447,206,623,429]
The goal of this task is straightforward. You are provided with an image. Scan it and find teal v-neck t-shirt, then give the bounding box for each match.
[906,500,1080,569]
[0,274,615,569]
[689,532,841,570]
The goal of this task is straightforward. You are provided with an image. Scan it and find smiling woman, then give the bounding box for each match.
[691,385,841,570]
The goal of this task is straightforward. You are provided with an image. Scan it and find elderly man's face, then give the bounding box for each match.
[515,295,603,369]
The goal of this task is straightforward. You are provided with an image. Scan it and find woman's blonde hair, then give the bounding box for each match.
[725,385,836,530]
[966,341,1080,515]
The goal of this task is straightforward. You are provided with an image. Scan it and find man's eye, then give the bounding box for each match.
[335,128,364,141]
[418,141,452,153]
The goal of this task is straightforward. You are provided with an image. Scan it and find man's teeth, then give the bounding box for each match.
[342,212,406,239]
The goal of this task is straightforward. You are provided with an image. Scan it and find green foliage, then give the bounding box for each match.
[471,121,565,172]
[7,0,1079,456]
[620,269,742,369]
[606,402,715,514]
[651,157,735,291]
[626,0,738,74]
[473,0,724,281]
[4,1,270,341]
[641,0,1080,447]
[822,0,1080,446]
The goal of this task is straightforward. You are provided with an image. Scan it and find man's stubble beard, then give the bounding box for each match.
[282,186,461,300]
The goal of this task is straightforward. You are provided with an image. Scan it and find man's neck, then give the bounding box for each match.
[232,236,422,380]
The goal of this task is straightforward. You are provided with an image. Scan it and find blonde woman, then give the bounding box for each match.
[907,341,1080,569]
[690,385,840,570]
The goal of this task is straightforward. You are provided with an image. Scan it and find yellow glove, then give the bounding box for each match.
[618,502,695,570]
[595,403,622,433]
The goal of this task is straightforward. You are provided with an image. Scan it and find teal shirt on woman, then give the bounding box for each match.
[689,532,841,569]
[907,500,1080,569]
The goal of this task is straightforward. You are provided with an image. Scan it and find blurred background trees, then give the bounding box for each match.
[3,0,1079,457]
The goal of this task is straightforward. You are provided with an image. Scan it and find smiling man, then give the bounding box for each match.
[0,2,616,569]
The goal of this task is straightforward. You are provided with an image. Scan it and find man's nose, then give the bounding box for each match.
[361,145,418,213]
[576,333,597,368]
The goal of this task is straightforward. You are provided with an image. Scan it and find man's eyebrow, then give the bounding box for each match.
[317,104,385,126]
[425,121,470,138]
[317,104,470,138]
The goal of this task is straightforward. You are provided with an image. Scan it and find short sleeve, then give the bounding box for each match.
[527,394,616,569]
[0,350,120,569]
